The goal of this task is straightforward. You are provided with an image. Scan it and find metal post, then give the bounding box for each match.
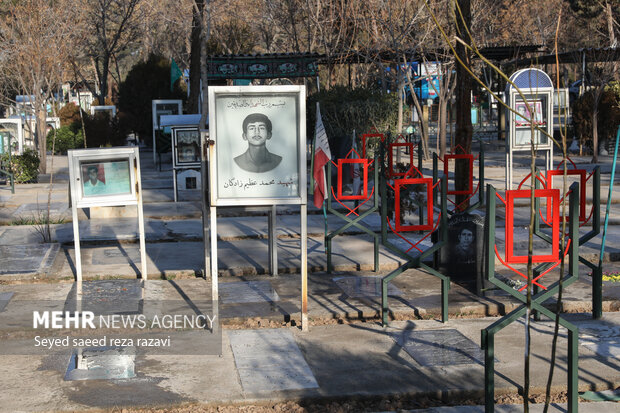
[173,168,178,202]
[301,203,308,331]
[135,150,147,280]
[71,202,82,285]
[482,329,495,412]
[269,205,278,276]
[200,130,210,280]
[433,153,438,209]
[380,142,388,244]
[210,206,218,305]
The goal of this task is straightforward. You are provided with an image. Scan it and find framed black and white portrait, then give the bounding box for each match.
[173,128,201,167]
[208,85,306,206]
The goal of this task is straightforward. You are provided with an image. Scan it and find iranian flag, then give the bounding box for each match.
[313,103,331,209]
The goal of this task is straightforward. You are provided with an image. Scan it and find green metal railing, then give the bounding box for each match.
[482,183,580,412]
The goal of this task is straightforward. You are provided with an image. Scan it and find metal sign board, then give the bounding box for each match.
[208,85,306,206]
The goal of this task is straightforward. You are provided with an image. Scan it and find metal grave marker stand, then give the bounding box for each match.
[68,147,147,286]
[325,149,379,273]
[537,159,601,317]
[505,68,554,190]
[482,183,580,412]
[432,142,485,215]
[151,99,183,166]
[207,85,308,330]
[160,114,202,202]
[378,138,449,326]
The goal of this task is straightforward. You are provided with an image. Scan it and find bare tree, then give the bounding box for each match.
[0,0,82,173]
[83,0,144,103]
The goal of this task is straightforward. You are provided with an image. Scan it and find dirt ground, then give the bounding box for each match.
[77,391,585,413]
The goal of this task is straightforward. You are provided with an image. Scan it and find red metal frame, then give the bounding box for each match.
[388,142,415,178]
[505,189,560,264]
[546,169,587,222]
[361,133,384,159]
[444,154,474,195]
[337,158,369,200]
[394,178,434,232]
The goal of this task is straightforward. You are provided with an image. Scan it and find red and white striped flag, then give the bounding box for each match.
[313,103,332,209]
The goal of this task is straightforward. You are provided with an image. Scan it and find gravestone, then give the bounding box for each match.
[0,244,59,275]
[64,280,143,315]
[391,328,484,367]
[64,347,136,381]
[219,280,279,304]
[440,212,486,295]
[333,276,402,298]
[228,329,318,392]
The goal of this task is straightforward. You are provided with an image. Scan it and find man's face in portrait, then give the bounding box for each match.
[88,167,98,185]
[243,122,271,147]
[458,229,473,247]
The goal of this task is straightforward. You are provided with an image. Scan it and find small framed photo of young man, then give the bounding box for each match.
[208,85,307,206]
[68,147,140,208]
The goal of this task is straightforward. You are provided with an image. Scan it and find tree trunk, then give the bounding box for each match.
[188,0,204,114]
[454,0,473,209]
[100,55,110,105]
[592,107,599,163]
[439,98,447,157]
[36,105,47,174]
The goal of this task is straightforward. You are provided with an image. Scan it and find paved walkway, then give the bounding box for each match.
[0,146,619,412]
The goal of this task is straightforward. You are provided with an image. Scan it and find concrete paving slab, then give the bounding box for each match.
[13,202,69,218]
[333,275,402,298]
[0,243,59,275]
[228,329,318,393]
[219,280,279,304]
[142,201,202,218]
[575,319,620,359]
[390,328,484,367]
[0,292,13,312]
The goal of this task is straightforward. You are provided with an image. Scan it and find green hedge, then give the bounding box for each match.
[0,148,40,183]
[46,126,84,155]
[307,86,399,157]
[572,84,620,150]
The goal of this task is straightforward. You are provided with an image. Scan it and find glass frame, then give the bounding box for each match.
[208,85,307,206]
[68,147,139,208]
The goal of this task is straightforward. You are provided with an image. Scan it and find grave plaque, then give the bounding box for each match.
[333,276,402,298]
[219,280,279,304]
[440,212,485,294]
[391,328,484,367]
[64,347,136,381]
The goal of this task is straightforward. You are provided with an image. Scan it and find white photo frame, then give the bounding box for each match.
[208,85,307,206]
[68,147,139,208]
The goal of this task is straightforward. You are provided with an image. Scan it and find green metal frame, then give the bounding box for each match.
[594,126,620,318]
[379,136,449,326]
[0,133,15,194]
[325,157,380,273]
[532,166,601,318]
[432,141,485,215]
[481,183,580,412]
